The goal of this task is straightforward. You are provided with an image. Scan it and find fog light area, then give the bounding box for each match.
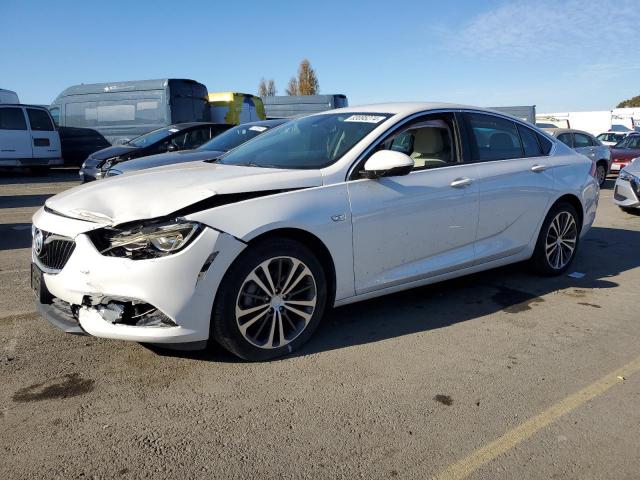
[82,297,177,327]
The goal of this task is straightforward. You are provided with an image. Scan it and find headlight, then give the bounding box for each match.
[619,170,638,182]
[90,220,202,259]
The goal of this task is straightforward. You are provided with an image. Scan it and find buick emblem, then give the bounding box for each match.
[33,228,44,256]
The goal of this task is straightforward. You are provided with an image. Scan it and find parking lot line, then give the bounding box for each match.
[432,354,640,480]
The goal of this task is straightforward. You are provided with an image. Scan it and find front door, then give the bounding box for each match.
[348,113,480,295]
[25,108,60,160]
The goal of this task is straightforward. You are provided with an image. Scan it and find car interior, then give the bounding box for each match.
[386,119,455,170]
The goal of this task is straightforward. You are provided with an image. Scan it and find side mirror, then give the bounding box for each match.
[361,150,414,179]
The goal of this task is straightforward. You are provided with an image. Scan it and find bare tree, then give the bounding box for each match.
[258,78,268,97]
[266,79,277,96]
[297,59,319,95]
[286,76,299,96]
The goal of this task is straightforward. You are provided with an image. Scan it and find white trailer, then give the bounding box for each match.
[537,109,640,135]
[0,89,19,104]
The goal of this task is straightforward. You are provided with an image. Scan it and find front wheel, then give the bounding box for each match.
[211,238,327,361]
[530,202,580,276]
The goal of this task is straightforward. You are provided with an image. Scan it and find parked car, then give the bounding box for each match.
[544,128,611,186]
[0,104,62,172]
[613,162,640,213]
[32,103,598,360]
[0,89,20,104]
[105,119,287,177]
[57,126,111,166]
[50,79,210,145]
[609,134,640,174]
[79,122,230,182]
[596,131,637,147]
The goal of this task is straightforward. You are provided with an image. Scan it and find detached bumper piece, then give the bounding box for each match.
[36,298,85,335]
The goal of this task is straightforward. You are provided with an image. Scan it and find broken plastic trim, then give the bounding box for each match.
[83,296,177,327]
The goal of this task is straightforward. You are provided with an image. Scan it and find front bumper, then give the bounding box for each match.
[78,165,101,183]
[613,177,640,209]
[32,208,246,344]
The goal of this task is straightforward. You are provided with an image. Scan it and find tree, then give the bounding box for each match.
[286,76,299,96]
[266,79,277,96]
[617,95,640,108]
[297,59,319,95]
[258,78,268,97]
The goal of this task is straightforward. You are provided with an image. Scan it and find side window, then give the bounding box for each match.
[379,115,457,171]
[465,113,522,161]
[517,125,542,157]
[557,133,573,147]
[182,127,209,149]
[573,133,591,148]
[0,107,27,130]
[536,133,553,155]
[48,107,60,126]
[27,109,55,131]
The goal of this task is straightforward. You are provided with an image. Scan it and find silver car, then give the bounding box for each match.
[544,128,611,187]
[613,160,640,213]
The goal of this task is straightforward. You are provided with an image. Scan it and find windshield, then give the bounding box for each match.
[216,113,390,169]
[199,124,276,152]
[128,126,179,148]
[615,135,640,149]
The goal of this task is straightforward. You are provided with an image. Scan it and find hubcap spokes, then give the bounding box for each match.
[236,256,317,349]
[545,211,577,270]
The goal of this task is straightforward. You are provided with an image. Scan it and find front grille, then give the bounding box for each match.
[34,230,76,271]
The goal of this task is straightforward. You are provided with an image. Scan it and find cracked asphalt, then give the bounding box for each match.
[1,169,639,479]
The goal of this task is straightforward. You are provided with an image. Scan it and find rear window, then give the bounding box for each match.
[0,107,27,130]
[517,125,542,157]
[27,108,55,131]
[465,113,522,161]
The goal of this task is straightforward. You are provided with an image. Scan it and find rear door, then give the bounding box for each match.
[462,112,554,264]
[0,106,31,162]
[26,108,60,159]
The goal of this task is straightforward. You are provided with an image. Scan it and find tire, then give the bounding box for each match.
[596,163,607,188]
[530,201,580,276]
[211,237,327,361]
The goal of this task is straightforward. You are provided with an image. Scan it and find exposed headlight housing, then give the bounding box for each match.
[619,170,638,183]
[90,220,202,259]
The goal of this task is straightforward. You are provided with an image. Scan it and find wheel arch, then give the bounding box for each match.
[550,193,584,232]
[247,228,337,307]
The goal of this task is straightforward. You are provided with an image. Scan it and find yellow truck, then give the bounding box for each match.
[208,92,265,125]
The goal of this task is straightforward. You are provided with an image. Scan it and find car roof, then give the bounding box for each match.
[0,104,50,110]
[166,122,228,129]
[235,119,288,128]
[542,128,594,137]
[315,102,505,117]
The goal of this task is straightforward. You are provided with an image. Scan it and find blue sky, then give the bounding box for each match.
[1,0,639,113]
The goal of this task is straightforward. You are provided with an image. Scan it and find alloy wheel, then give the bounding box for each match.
[545,211,577,270]
[235,256,317,349]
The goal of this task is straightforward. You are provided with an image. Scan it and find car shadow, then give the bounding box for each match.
[0,168,79,185]
[155,225,640,363]
[0,223,32,251]
[0,194,52,209]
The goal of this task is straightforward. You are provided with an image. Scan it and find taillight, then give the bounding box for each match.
[588,160,597,178]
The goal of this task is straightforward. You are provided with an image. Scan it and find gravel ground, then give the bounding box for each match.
[1,169,639,479]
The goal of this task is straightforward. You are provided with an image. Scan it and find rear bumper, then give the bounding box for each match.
[0,157,63,167]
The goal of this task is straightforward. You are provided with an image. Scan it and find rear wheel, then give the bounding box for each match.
[530,202,580,276]
[211,238,327,361]
[596,162,607,187]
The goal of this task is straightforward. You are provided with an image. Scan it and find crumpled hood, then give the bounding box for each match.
[114,149,224,174]
[45,161,323,226]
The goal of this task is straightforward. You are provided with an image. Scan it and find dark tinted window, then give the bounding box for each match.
[201,124,273,152]
[0,107,27,130]
[517,125,542,157]
[574,133,591,148]
[537,133,553,155]
[64,96,165,128]
[557,133,573,147]
[27,108,54,131]
[465,113,522,161]
[49,107,60,126]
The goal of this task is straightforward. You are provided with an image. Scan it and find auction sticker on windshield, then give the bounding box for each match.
[344,115,386,124]
[249,126,268,132]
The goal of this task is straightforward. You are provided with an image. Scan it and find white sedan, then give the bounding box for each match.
[31,103,599,360]
[613,159,640,213]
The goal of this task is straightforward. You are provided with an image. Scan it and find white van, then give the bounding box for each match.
[0,89,20,104]
[0,105,62,172]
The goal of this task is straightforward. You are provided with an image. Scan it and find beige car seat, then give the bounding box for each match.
[410,127,450,169]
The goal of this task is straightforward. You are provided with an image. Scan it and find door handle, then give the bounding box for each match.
[450,177,473,188]
[531,164,548,173]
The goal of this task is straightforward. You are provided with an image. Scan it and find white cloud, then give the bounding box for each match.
[446,0,640,58]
